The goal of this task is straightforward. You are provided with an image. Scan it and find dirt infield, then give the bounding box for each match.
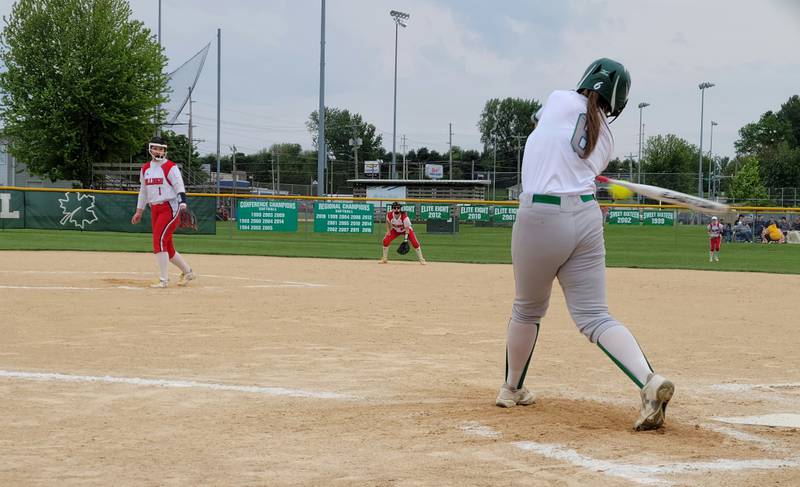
[1,251,799,486]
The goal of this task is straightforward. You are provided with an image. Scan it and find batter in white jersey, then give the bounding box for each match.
[131,136,196,288]
[496,59,674,431]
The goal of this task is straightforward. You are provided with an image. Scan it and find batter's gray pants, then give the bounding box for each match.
[511,193,620,343]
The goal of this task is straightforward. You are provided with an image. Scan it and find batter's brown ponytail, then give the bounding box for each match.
[581,90,610,159]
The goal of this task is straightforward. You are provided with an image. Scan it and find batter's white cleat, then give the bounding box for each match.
[177,271,196,287]
[495,384,535,408]
[634,373,674,431]
[418,258,426,265]
[150,279,168,289]
[378,258,388,264]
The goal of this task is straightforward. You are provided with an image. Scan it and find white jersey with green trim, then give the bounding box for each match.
[521,90,614,196]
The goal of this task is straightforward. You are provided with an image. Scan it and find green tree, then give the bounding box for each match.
[306,107,383,165]
[734,95,800,191]
[603,157,635,178]
[735,111,790,156]
[0,0,167,188]
[727,156,768,204]
[477,97,540,173]
[757,141,800,189]
[641,134,701,194]
[270,143,315,186]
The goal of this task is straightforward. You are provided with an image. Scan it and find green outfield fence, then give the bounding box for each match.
[1,186,799,238]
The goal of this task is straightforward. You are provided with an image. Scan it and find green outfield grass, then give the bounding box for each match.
[0,222,798,274]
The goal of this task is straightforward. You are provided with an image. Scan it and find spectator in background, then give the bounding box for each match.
[733,216,753,242]
[753,215,767,240]
[722,220,733,243]
[762,219,785,244]
[792,216,800,231]
[778,217,790,238]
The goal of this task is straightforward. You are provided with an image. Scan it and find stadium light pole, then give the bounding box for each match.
[318,0,327,196]
[154,0,163,136]
[637,102,649,204]
[637,102,649,185]
[215,28,221,199]
[697,82,714,198]
[708,120,718,198]
[390,10,409,180]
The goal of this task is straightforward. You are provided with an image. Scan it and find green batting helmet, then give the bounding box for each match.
[576,58,631,117]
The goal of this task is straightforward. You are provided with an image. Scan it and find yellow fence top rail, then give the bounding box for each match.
[1,186,798,212]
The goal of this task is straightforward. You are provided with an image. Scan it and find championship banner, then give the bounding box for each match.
[380,202,416,219]
[607,208,641,225]
[492,206,517,223]
[420,204,450,221]
[237,200,298,232]
[642,209,675,226]
[313,201,374,233]
[458,204,490,222]
[0,190,216,234]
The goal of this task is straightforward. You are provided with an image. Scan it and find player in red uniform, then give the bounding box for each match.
[379,201,426,264]
[131,136,196,288]
[707,215,722,262]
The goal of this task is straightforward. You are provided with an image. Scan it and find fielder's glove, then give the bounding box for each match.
[178,207,198,231]
[397,240,410,255]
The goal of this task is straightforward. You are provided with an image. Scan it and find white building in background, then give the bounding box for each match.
[0,140,75,188]
[0,142,10,186]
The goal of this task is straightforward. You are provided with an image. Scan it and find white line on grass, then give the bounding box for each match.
[0,370,356,400]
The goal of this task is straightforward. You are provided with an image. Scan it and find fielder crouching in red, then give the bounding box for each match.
[379,201,426,264]
[131,136,196,288]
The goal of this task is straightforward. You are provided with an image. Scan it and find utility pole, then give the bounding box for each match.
[492,136,497,200]
[271,147,276,193]
[401,135,408,179]
[628,153,634,180]
[448,123,453,180]
[187,86,194,169]
[627,152,637,202]
[349,124,362,181]
[230,145,237,216]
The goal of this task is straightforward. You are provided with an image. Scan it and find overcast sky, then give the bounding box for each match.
[3,0,800,161]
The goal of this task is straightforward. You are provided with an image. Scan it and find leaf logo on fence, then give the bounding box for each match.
[58,192,98,229]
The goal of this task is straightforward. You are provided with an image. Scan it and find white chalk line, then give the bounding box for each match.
[461,421,800,486]
[702,423,777,449]
[0,284,319,291]
[0,370,356,400]
[713,413,800,428]
[0,269,327,289]
[710,382,800,393]
[0,285,146,291]
[460,421,502,439]
[512,441,800,486]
